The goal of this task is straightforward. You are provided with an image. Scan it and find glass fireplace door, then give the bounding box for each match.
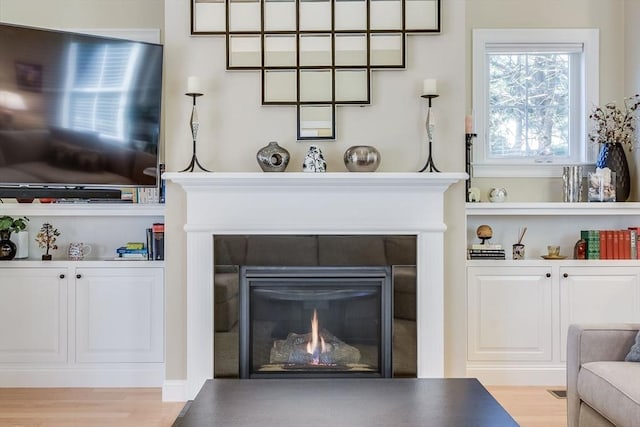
[240,266,392,378]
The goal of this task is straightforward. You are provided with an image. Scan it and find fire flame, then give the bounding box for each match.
[306,309,327,364]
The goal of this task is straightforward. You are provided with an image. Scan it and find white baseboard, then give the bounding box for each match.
[0,364,164,387]
[163,379,188,402]
[466,365,566,386]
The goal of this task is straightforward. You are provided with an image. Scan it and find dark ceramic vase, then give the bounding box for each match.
[596,142,631,202]
[0,230,17,260]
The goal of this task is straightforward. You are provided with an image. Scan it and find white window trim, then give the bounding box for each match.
[472,28,599,178]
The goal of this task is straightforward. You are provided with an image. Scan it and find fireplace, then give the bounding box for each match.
[240,266,392,378]
[163,172,465,400]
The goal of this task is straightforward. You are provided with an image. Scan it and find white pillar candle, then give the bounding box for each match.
[422,78,437,96]
[187,76,201,94]
[465,115,473,133]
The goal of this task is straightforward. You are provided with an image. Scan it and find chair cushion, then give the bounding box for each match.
[245,236,318,266]
[214,236,247,266]
[393,266,416,321]
[214,272,239,303]
[578,361,640,427]
[318,235,387,266]
[215,295,238,332]
[384,236,416,265]
[624,331,640,362]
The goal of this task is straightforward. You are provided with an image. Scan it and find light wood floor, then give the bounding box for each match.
[487,385,568,427]
[0,385,567,427]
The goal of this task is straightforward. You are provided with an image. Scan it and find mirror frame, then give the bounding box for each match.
[191,0,441,140]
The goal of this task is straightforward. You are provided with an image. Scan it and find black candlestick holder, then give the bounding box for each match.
[181,92,211,172]
[418,94,440,173]
[465,133,477,201]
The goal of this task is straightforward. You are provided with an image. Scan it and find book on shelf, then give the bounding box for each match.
[152,223,164,261]
[124,242,145,250]
[467,248,505,260]
[580,228,640,260]
[146,228,153,260]
[118,187,162,204]
[115,245,149,260]
[116,247,148,255]
[470,244,503,250]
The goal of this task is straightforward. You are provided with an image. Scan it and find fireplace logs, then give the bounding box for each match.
[270,329,361,366]
[269,309,361,368]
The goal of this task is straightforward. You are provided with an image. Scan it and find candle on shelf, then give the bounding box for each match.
[187,76,201,94]
[465,115,473,133]
[422,78,437,96]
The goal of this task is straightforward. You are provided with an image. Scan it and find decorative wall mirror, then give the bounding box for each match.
[191,0,441,140]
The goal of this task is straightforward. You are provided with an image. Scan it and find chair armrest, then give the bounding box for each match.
[566,323,640,427]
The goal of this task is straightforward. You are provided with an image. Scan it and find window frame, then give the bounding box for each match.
[472,28,599,178]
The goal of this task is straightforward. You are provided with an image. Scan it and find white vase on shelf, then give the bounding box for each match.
[11,230,29,259]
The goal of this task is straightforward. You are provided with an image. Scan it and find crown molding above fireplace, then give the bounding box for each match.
[164,172,466,400]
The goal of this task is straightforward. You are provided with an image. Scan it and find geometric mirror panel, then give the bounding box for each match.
[191,0,441,140]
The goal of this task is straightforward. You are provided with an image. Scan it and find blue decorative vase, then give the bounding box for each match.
[596,142,630,202]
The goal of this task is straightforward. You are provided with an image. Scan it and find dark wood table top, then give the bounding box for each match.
[173,378,519,427]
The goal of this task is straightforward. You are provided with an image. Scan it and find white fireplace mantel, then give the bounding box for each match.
[164,172,466,401]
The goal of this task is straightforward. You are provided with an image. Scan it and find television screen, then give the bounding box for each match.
[0,23,163,198]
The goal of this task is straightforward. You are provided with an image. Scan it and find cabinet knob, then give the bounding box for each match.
[76,274,82,279]
[563,273,568,278]
[59,274,65,279]
[546,273,551,278]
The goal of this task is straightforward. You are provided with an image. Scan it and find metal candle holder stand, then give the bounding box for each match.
[465,132,477,202]
[181,92,211,172]
[418,94,440,173]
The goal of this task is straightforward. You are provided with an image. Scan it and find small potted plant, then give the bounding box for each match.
[35,222,60,261]
[0,216,29,260]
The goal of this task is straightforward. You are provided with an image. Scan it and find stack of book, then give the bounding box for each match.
[580,228,638,260]
[146,223,165,261]
[115,242,149,260]
[467,244,505,260]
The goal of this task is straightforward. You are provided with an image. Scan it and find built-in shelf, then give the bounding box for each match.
[466,202,640,216]
[0,202,165,217]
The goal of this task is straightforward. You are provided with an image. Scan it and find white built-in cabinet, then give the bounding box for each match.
[466,203,640,386]
[0,203,165,387]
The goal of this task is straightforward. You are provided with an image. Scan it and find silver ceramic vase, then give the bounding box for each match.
[257,141,290,172]
[343,145,380,172]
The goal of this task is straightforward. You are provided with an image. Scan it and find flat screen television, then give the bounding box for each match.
[0,22,163,199]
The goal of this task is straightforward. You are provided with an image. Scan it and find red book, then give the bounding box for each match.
[599,231,607,260]
[624,230,631,259]
[613,231,620,260]
[606,230,614,259]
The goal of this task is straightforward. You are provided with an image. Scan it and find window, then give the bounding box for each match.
[61,42,142,142]
[472,29,599,177]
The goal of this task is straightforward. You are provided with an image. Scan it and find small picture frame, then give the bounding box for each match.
[588,170,616,202]
[15,62,43,92]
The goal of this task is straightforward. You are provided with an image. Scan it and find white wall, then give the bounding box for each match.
[0,0,163,29]
[626,0,640,201]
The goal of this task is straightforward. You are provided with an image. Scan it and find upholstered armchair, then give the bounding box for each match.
[567,323,640,427]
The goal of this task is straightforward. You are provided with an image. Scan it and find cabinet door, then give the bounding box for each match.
[468,266,552,361]
[560,266,640,361]
[75,267,163,363]
[0,268,68,363]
